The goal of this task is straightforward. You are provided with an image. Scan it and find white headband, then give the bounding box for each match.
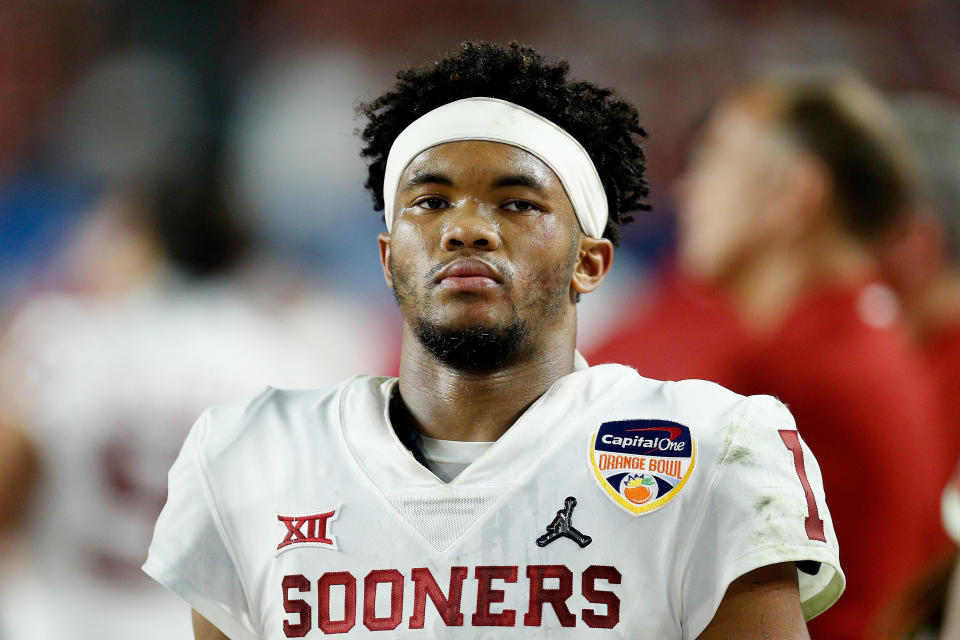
[382,97,608,238]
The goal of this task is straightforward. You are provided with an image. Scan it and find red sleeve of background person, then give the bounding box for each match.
[586,269,752,392]
[737,282,951,640]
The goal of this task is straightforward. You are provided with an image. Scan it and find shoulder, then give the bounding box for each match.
[659,376,754,420]
[195,375,389,463]
[580,366,796,472]
[590,363,744,406]
[668,381,796,467]
[1,293,95,365]
[598,364,788,437]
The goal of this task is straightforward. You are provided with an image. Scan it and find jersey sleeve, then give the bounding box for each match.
[680,394,844,638]
[142,410,260,640]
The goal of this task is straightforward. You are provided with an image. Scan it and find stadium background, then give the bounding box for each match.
[1,0,958,327]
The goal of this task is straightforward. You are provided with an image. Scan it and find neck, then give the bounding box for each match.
[724,226,875,336]
[395,320,576,442]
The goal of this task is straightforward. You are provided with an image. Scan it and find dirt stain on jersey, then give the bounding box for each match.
[716,410,756,466]
[754,496,773,514]
[724,445,753,464]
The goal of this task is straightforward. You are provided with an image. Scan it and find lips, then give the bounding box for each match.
[435,258,503,290]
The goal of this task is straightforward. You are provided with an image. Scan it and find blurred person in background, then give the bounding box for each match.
[0,52,390,640]
[874,95,960,639]
[586,252,752,390]
[590,73,950,639]
[877,95,960,461]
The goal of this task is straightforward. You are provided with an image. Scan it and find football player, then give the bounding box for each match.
[145,41,843,639]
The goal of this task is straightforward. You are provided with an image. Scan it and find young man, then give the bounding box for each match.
[144,42,843,639]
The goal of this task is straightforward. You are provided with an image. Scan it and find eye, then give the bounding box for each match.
[502,200,541,213]
[416,197,450,210]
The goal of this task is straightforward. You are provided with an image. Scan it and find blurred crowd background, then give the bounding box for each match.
[0,1,958,639]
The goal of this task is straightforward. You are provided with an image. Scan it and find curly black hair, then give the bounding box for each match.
[357,41,650,246]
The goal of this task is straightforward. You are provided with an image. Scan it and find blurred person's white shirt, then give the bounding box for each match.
[0,272,390,640]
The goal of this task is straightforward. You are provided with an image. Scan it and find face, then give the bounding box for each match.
[675,97,798,282]
[379,140,592,370]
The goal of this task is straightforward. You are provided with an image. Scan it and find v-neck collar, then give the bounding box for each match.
[339,364,638,493]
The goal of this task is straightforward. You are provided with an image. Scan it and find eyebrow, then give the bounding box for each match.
[400,170,550,194]
[491,173,549,194]
[401,171,453,191]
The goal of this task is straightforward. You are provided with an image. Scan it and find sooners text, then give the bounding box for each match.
[281,564,621,636]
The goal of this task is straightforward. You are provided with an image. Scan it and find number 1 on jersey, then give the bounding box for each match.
[778,429,826,542]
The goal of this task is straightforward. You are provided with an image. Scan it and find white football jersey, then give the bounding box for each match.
[144,364,843,639]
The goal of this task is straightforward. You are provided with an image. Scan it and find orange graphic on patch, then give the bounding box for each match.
[623,476,655,504]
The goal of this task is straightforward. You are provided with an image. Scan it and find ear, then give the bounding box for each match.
[377,232,393,289]
[571,236,614,294]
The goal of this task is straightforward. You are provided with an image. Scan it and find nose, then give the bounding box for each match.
[440,206,500,251]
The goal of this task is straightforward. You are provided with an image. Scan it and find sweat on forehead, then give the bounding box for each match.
[382,97,608,238]
[401,143,557,192]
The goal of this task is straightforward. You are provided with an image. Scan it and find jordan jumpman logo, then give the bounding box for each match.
[536,496,592,548]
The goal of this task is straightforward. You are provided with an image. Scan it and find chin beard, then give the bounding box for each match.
[413,317,529,373]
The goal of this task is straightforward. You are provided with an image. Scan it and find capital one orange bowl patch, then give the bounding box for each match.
[590,419,696,515]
